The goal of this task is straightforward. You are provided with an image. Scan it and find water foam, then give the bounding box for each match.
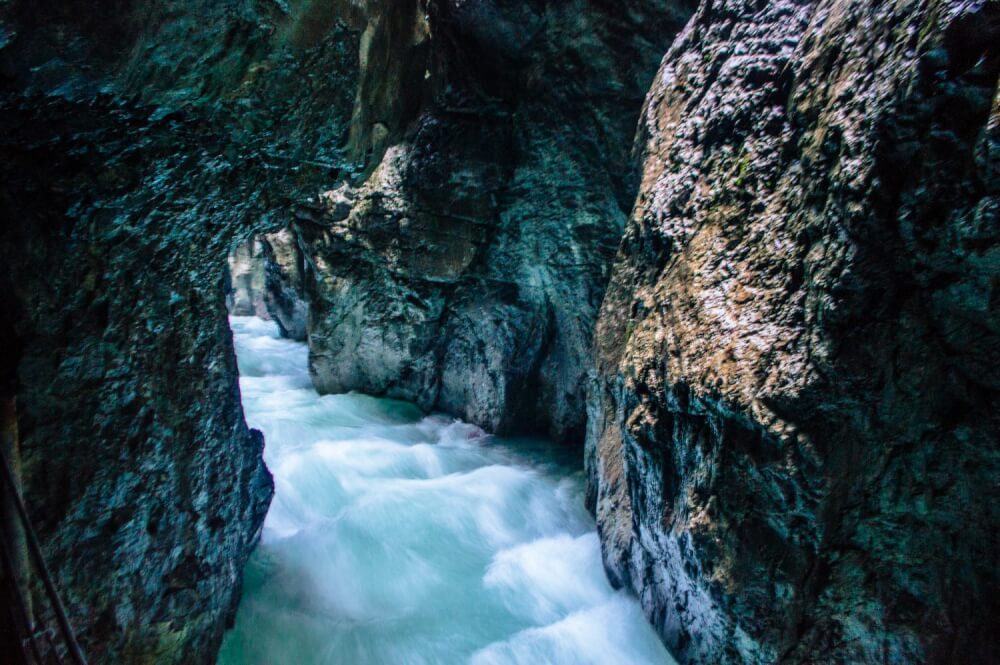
[220,316,675,664]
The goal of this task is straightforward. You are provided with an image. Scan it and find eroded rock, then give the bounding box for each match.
[226,231,310,341]
[0,0,362,661]
[590,0,1000,662]
[298,0,696,442]
[227,239,271,319]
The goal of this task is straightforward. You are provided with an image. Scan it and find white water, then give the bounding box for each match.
[219,316,675,665]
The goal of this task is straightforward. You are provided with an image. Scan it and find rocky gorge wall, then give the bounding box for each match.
[1,0,998,663]
[294,0,695,442]
[0,0,363,662]
[226,231,309,341]
[589,0,1000,662]
[0,99,276,663]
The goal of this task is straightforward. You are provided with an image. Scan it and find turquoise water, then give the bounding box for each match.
[219,316,674,665]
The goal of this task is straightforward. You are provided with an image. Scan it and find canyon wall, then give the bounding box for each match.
[227,239,271,319]
[0,0,363,661]
[2,0,998,663]
[0,97,278,665]
[589,0,1000,662]
[226,231,309,341]
[295,0,694,442]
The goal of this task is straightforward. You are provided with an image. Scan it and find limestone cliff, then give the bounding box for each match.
[589,0,1000,662]
[227,239,271,320]
[226,232,309,341]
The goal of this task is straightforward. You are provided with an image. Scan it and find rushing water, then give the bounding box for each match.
[219,316,674,665]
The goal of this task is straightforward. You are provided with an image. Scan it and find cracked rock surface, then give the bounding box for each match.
[589,0,1000,662]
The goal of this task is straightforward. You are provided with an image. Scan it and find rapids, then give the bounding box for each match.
[219,316,675,665]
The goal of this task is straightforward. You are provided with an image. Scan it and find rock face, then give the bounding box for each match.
[226,232,309,341]
[260,230,311,342]
[3,0,999,663]
[227,239,272,319]
[298,0,695,442]
[0,0,362,662]
[589,0,1000,663]
[0,98,277,665]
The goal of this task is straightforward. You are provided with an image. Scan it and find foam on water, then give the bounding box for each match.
[220,316,675,665]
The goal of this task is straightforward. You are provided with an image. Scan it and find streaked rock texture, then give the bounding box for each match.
[589,0,1000,662]
[227,239,272,319]
[260,230,310,342]
[299,0,695,442]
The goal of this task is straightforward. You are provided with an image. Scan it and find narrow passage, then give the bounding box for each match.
[220,316,674,665]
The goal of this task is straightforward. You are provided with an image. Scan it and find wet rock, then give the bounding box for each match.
[261,230,309,342]
[0,1,362,662]
[226,239,271,319]
[589,0,1000,662]
[226,231,309,341]
[299,0,696,443]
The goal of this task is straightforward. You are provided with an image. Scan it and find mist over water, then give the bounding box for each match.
[220,316,675,665]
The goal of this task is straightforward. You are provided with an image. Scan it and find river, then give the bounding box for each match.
[219,316,674,665]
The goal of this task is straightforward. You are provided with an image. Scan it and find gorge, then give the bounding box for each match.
[1,1,998,664]
[218,315,674,665]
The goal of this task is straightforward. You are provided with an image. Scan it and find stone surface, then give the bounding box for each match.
[589,0,1000,662]
[0,97,277,665]
[226,231,309,341]
[298,0,695,443]
[261,230,310,342]
[0,0,362,662]
[227,239,272,320]
[2,0,998,663]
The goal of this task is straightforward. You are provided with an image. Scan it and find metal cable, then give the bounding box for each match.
[0,450,87,665]
[0,528,43,665]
